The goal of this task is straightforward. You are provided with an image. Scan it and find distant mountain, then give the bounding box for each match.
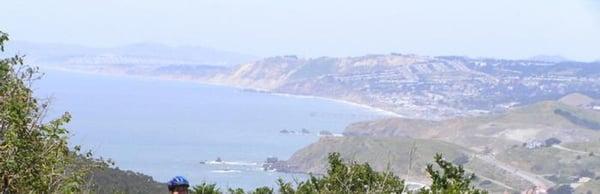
[279,100,600,193]
[527,55,570,63]
[1,41,256,67]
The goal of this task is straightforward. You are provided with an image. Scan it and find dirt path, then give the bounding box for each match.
[552,145,588,155]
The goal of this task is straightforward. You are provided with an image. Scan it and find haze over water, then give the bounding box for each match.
[35,69,387,189]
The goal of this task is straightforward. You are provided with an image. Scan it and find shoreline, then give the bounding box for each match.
[43,66,403,118]
[44,66,432,188]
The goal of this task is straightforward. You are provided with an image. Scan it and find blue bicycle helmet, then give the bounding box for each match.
[167,176,190,191]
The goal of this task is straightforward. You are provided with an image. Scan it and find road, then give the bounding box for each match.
[473,154,554,192]
[552,145,588,155]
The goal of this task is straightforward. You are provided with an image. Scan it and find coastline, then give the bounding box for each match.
[268,92,402,117]
[43,66,403,118]
[44,66,431,188]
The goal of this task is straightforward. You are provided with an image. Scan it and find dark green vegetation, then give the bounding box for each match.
[191,153,485,194]
[86,167,165,193]
[0,31,103,193]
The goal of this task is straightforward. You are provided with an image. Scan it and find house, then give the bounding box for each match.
[526,140,544,149]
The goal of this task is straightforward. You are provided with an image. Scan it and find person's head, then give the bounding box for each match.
[167,176,189,194]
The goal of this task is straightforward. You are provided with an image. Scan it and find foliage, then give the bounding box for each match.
[0,31,104,193]
[192,182,221,194]
[85,166,165,193]
[418,154,487,194]
[227,188,245,194]
[545,137,562,147]
[251,187,273,194]
[192,184,274,194]
[282,152,405,193]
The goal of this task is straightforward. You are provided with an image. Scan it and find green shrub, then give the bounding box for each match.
[0,31,104,193]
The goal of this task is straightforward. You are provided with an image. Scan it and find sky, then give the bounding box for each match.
[2,0,600,61]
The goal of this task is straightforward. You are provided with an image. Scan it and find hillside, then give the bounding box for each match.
[87,167,165,194]
[204,55,600,119]
[281,100,600,193]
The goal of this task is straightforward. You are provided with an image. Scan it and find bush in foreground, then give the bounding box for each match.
[0,31,108,193]
[192,153,486,194]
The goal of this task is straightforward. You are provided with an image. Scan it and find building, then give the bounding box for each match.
[526,140,545,149]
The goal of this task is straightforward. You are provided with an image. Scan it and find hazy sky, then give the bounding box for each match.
[2,0,600,61]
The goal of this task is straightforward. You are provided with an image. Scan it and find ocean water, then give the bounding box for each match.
[35,69,385,189]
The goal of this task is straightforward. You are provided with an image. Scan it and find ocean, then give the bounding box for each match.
[35,69,386,189]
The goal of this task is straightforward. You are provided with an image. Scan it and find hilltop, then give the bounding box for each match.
[559,93,599,108]
[278,99,600,193]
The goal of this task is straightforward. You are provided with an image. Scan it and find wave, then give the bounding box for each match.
[211,169,242,174]
[317,133,344,137]
[203,160,261,166]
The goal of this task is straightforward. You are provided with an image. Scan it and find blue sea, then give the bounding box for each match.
[35,69,385,189]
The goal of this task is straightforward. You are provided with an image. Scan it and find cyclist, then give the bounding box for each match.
[167,176,190,194]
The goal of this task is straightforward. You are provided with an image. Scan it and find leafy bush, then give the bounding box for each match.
[419,154,487,194]
[251,187,274,194]
[192,183,221,194]
[0,31,105,193]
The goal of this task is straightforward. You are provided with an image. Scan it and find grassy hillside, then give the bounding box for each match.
[346,101,600,147]
[286,100,600,192]
[496,144,600,182]
[287,137,467,177]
